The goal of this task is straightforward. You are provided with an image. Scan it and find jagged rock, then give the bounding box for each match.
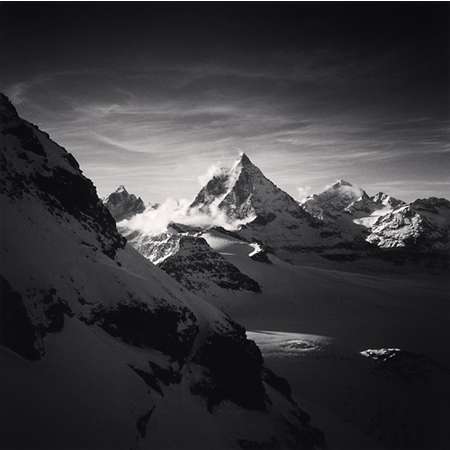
[367,197,450,254]
[103,185,146,221]
[158,235,261,293]
[0,94,125,259]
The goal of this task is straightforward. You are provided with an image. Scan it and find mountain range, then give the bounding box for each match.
[111,153,449,287]
[2,92,449,450]
[0,93,324,449]
[107,153,450,449]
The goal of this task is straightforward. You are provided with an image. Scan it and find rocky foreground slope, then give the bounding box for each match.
[0,94,324,450]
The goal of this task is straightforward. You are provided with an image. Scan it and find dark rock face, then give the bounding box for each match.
[252,212,277,226]
[0,278,73,360]
[191,322,325,449]
[263,368,294,404]
[85,300,198,362]
[191,172,229,211]
[2,119,46,157]
[136,407,155,439]
[103,185,146,221]
[0,276,40,360]
[0,94,125,259]
[191,323,266,411]
[130,361,181,396]
[158,235,261,293]
[38,288,73,334]
[34,169,125,258]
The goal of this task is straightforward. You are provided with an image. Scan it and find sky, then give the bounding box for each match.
[1,3,449,203]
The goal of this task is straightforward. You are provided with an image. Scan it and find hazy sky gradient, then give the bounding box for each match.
[1,4,449,203]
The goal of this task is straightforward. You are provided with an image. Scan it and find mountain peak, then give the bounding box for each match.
[115,185,128,194]
[331,179,353,189]
[302,179,368,221]
[191,153,311,227]
[238,152,252,166]
[103,186,145,221]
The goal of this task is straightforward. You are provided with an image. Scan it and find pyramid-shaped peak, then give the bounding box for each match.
[233,152,263,176]
[239,152,252,164]
[235,152,259,171]
[104,185,145,221]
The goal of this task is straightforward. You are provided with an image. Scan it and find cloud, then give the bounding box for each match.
[5,82,29,105]
[197,163,227,187]
[121,196,254,236]
[297,185,312,201]
[5,63,449,204]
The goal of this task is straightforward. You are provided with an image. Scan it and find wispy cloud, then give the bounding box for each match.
[3,64,449,203]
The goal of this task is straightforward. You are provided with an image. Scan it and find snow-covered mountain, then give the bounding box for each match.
[302,179,368,222]
[367,197,450,254]
[302,180,449,259]
[0,93,324,450]
[192,153,313,225]
[103,185,147,221]
[191,153,345,258]
[347,191,405,229]
[121,224,261,294]
[301,180,405,229]
[159,234,261,293]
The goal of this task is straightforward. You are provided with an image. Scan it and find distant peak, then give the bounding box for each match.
[115,185,128,194]
[331,179,353,189]
[372,192,387,201]
[238,152,252,166]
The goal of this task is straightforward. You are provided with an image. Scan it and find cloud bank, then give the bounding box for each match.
[121,197,252,236]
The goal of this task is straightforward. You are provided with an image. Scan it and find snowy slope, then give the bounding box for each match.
[349,191,405,228]
[0,93,324,450]
[201,229,450,450]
